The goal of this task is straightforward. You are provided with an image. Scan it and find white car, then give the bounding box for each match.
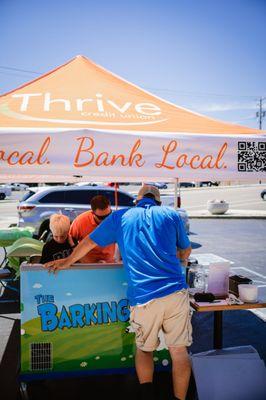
[160,194,190,234]
[18,185,190,238]
[74,182,103,187]
[10,183,29,191]
[17,185,136,238]
[144,182,168,189]
[0,185,12,200]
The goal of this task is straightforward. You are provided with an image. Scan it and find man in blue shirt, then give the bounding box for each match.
[45,185,192,400]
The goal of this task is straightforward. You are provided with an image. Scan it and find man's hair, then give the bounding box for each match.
[137,185,161,203]
[90,195,110,211]
[141,193,161,206]
[50,214,70,235]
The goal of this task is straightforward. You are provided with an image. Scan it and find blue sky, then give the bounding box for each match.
[1,0,265,129]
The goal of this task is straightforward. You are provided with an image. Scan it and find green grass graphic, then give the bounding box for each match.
[21,317,169,374]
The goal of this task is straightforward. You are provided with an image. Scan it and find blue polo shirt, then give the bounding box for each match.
[90,198,190,306]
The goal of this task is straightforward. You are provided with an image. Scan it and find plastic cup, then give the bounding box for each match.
[238,284,258,303]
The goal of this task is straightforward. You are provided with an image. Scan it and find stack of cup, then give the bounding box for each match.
[238,284,258,303]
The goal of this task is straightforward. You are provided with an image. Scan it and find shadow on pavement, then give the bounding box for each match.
[190,241,202,249]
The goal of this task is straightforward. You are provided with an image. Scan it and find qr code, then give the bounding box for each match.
[238,141,266,172]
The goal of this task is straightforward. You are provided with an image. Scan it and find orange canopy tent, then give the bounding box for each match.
[0,55,265,182]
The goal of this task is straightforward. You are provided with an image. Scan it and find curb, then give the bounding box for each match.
[188,209,266,219]
[189,215,266,219]
[0,199,17,204]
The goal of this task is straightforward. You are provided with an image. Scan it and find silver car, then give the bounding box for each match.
[18,185,190,238]
[10,183,29,191]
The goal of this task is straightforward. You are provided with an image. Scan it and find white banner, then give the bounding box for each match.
[0,129,265,182]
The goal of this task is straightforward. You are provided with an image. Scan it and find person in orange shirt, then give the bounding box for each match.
[69,195,115,263]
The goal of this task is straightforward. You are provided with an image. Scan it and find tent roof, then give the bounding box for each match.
[0,55,262,134]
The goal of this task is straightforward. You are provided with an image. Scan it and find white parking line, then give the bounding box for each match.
[231,266,266,279]
[225,200,265,207]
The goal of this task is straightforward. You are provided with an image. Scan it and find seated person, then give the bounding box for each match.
[40,214,76,264]
[69,195,116,263]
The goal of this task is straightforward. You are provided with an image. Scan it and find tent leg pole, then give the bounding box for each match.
[174,178,180,209]
[115,183,118,210]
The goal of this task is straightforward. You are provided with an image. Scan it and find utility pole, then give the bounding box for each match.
[256,97,266,129]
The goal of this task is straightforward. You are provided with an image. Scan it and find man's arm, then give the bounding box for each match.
[43,236,97,273]
[177,245,192,266]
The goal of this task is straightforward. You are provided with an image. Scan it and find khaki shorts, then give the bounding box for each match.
[130,290,192,351]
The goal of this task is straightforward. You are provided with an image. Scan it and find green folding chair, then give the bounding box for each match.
[6,237,44,277]
[0,226,35,248]
[0,237,44,303]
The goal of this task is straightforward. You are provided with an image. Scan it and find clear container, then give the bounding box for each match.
[188,263,206,293]
[187,265,196,288]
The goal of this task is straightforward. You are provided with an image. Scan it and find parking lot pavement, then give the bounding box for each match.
[0,216,18,230]
[191,219,266,321]
[190,220,266,275]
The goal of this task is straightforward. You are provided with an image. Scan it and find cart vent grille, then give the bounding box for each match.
[30,342,52,371]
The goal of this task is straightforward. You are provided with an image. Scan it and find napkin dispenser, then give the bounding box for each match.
[229,275,253,296]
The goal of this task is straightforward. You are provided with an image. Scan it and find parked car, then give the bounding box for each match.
[199,181,220,187]
[160,194,190,234]
[17,186,135,238]
[0,184,12,200]
[74,182,99,187]
[179,182,196,188]
[10,183,29,191]
[145,182,168,189]
[261,189,266,200]
[18,185,190,238]
[20,186,50,201]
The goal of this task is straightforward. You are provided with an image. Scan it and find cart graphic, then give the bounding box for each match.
[20,264,170,380]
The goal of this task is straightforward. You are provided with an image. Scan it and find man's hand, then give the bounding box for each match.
[44,258,71,274]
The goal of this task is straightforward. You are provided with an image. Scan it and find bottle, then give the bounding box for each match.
[193,264,206,292]
[187,263,197,288]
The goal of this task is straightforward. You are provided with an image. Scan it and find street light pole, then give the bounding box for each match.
[256,97,266,129]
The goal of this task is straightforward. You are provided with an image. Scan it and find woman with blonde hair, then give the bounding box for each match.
[40,214,76,264]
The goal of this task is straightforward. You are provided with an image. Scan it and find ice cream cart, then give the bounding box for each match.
[20,263,170,382]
